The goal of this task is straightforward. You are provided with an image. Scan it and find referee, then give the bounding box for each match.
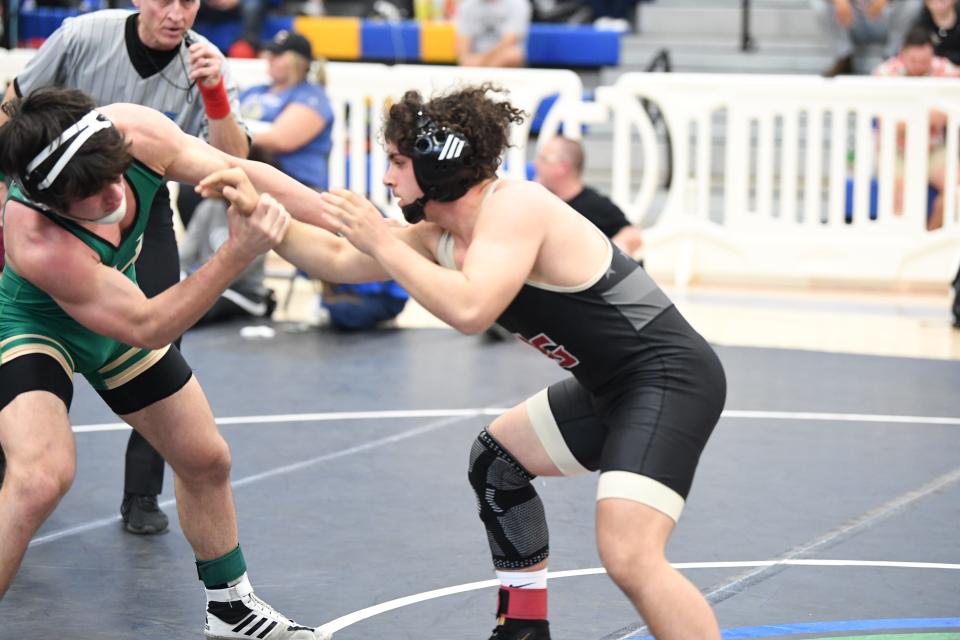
[0,0,250,534]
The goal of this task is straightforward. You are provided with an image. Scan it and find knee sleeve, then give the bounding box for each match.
[468,429,549,569]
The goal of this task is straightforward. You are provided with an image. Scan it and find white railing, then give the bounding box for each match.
[594,73,960,286]
[2,47,958,286]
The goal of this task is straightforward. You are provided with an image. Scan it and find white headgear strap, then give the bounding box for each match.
[26,110,113,191]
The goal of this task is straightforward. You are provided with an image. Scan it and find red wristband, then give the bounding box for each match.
[198,77,231,120]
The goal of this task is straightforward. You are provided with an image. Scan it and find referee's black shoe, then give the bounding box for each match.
[488,618,551,639]
[121,493,170,535]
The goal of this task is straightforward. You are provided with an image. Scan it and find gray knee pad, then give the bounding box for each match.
[467,429,549,569]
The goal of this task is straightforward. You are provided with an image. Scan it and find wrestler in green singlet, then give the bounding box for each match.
[0,160,165,390]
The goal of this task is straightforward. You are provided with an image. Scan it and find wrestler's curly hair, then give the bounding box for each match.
[0,87,131,213]
[383,83,526,184]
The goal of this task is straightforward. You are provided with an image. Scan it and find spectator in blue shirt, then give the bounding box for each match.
[320,280,409,331]
[239,31,334,190]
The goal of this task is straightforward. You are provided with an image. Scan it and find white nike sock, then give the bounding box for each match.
[496,568,548,589]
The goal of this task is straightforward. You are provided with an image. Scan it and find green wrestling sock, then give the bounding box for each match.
[197,544,246,589]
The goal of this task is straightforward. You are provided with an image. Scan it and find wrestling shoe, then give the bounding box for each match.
[205,588,331,640]
[488,617,551,639]
[120,493,169,535]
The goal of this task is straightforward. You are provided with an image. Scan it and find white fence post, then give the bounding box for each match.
[595,72,960,285]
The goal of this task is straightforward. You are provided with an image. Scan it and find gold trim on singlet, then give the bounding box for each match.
[1,333,76,372]
[116,236,145,274]
[98,346,140,375]
[101,345,169,390]
[1,344,74,380]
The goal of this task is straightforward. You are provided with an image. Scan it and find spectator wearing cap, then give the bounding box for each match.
[239,31,334,190]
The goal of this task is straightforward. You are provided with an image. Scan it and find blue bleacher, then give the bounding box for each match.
[526,24,619,67]
[360,21,420,62]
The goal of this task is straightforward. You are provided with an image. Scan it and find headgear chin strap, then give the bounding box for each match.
[401,110,475,224]
[23,110,113,194]
[400,196,430,224]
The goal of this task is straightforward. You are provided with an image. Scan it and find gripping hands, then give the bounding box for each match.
[199,167,291,261]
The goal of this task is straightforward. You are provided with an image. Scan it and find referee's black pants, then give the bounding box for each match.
[124,186,180,498]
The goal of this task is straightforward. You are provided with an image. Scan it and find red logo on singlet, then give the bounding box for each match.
[517,332,580,369]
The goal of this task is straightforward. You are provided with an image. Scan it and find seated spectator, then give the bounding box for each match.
[240,30,334,190]
[913,1,960,320]
[179,198,277,326]
[320,280,409,330]
[874,26,959,229]
[317,202,409,331]
[812,0,922,76]
[534,135,643,258]
[456,0,531,67]
[915,0,960,64]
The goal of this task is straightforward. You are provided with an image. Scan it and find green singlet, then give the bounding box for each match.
[0,160,168,390]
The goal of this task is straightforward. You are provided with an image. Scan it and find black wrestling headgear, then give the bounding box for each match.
[400,110,476,224]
